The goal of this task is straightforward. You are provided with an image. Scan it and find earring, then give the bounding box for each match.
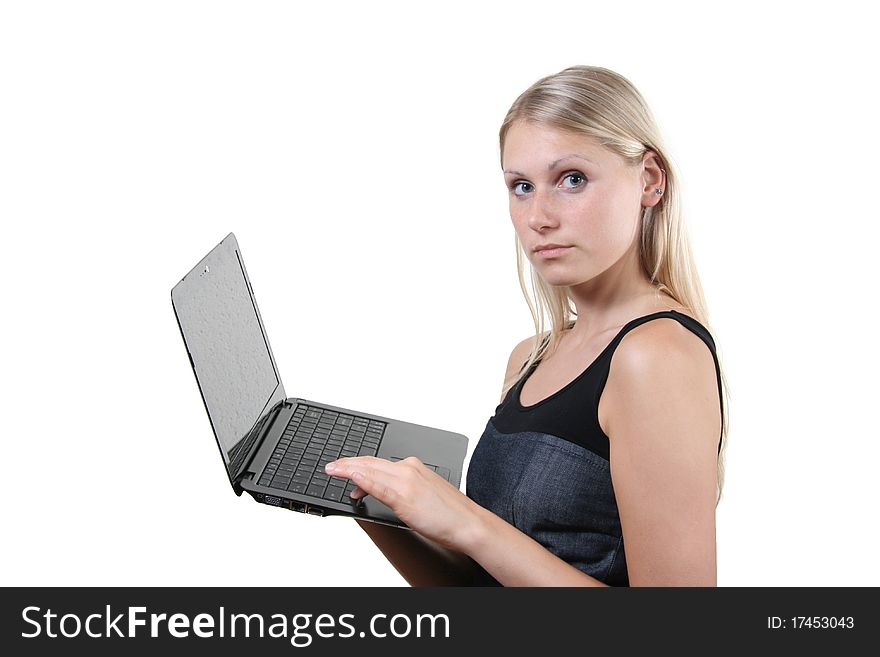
[655,187,663,195]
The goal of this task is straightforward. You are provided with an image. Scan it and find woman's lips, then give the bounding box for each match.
[535,246,571,258]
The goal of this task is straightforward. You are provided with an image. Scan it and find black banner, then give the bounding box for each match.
[1,587,870,654]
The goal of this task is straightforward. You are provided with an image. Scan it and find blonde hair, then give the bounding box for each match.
[498,65,730,506]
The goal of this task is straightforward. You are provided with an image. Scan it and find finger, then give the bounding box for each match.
[326,455,429,478]
[325,455,396,476]
[343,465,403,508]
[325,456,422,509]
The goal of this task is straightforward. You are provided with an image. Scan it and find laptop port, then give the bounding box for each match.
[264,495,282,506]
[289,502,307,513]
[307,507,325,517]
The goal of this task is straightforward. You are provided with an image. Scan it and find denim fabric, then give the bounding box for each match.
[466,418,629,586]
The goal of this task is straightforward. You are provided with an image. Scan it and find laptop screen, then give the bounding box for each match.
[171,233,286,480]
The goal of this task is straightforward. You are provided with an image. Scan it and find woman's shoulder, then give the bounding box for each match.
[599,304,721,441]
[604,304,718,409]
[616,301,712,366]
[504,332,547,377]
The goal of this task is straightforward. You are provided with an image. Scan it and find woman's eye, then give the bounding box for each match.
[512,182,533,196]
[561,172,586,189]
[510,173,586,197]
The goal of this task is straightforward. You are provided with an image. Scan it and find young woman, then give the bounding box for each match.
[325,65,729,586]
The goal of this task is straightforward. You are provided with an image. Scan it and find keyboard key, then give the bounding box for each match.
[324,486,344,502]
[306,483,326,498]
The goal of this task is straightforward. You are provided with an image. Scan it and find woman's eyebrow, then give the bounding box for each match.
[503,154,598,176]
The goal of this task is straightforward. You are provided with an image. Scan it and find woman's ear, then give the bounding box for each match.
[640,151,666,208]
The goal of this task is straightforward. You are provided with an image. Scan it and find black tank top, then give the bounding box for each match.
[491,310,724,460]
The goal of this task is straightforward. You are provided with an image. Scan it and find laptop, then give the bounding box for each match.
[171,232,469,528]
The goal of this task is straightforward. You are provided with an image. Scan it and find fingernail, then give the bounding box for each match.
[325,463,337,473]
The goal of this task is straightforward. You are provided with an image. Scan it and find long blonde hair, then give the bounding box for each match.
[499,65,730,505]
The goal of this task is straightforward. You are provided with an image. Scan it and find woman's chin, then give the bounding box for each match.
[543,276,580,288]
[539,268,598,288]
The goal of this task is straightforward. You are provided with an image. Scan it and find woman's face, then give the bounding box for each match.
[502,121,655,289]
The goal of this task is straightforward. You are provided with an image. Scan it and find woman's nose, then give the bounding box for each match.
[526,188,559,231]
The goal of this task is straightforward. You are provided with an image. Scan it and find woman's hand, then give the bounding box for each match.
[324,456,483,553]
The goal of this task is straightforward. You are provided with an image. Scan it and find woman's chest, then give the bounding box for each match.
[519,357,590,406]
[517,332,615,407]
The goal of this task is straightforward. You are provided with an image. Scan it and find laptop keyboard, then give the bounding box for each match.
[257,404,385,503]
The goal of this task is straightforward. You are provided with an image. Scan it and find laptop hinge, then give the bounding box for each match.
[230,400,286,492]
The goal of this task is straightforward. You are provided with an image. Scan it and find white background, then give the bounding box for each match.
[2,1,877,587]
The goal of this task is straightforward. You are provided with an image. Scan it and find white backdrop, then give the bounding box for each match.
[2,1,877,587]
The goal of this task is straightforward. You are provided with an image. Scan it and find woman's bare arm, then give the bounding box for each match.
[355,519,480,586]
[601,321,720,586]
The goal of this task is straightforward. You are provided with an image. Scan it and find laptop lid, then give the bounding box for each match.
[171,233,286,487]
